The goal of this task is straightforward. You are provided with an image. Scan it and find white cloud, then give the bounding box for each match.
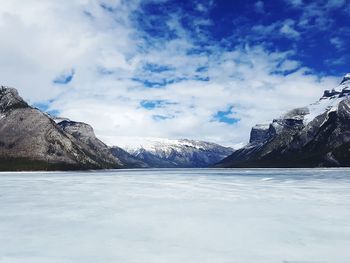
[285,0,303,7]
[280,20,300,39]
[330,37,344,50]
[0,0,340,147]
[326,0,346,8]
[252,19,300,40]
[254,1,264,13]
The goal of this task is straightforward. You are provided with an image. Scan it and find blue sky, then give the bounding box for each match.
[0,0,348,146]
[134,0,349,75]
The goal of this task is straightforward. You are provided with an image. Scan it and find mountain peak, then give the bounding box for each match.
[340,73,350,85]
[321,74,350,99]
[0,86,28,112]
[216,73,350,168]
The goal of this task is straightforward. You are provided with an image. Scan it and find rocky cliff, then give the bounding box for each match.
[216,74,350,168]
[0,86,122,170]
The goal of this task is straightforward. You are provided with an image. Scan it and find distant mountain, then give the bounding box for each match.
[110,146,149,168]
[216,73,350,168]
[114,138,234,168]
[0,86,122,170]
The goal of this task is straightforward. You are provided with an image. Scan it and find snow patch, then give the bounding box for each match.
[253,123,270,130]
[279,74,350,125]
[303,96,343,124]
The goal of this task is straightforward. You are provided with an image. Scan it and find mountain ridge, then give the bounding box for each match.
[4,73,350,171]
[0,86,122,170]
[112,138,234,168]
[0,86,232,170]
[216,73,350,168]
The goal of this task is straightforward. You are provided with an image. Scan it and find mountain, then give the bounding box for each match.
[216,73,350,168]
[114,138,234,168]
[0,86,122,170]
[56,120,123,168]
[110,146,149,168]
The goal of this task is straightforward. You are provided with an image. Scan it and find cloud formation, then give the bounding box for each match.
[0,0,345,146]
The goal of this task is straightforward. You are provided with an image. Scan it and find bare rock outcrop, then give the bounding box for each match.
[0,86,121,170]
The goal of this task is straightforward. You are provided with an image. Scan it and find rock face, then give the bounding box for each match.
[0,86,122,170]
[249,124,271,144]
[57,120,123,168]
[216,74,350,168]
[110,146,149,168]
[116,138,234,168]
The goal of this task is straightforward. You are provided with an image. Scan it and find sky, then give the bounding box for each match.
[0,0,349,147]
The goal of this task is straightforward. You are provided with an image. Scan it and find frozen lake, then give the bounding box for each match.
[0,168,349,263]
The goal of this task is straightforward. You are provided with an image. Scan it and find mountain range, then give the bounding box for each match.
[0,86,232,170]
[2,73,350,170]
[216,73,350,168]
[112,138,233,168]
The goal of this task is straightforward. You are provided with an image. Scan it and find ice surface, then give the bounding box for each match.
[0,169,350,263]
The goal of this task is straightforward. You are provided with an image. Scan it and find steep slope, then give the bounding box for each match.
[57,120,123,168]
[117,138,234,168]
[110,146,149,168]
[216,74,350,168]
[0,86,121,170]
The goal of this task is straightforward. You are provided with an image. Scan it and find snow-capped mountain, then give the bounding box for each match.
[216,73,350,167]
[112,138,234,168]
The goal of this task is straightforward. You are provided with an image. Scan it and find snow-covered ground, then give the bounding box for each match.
[0,169,349,263]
